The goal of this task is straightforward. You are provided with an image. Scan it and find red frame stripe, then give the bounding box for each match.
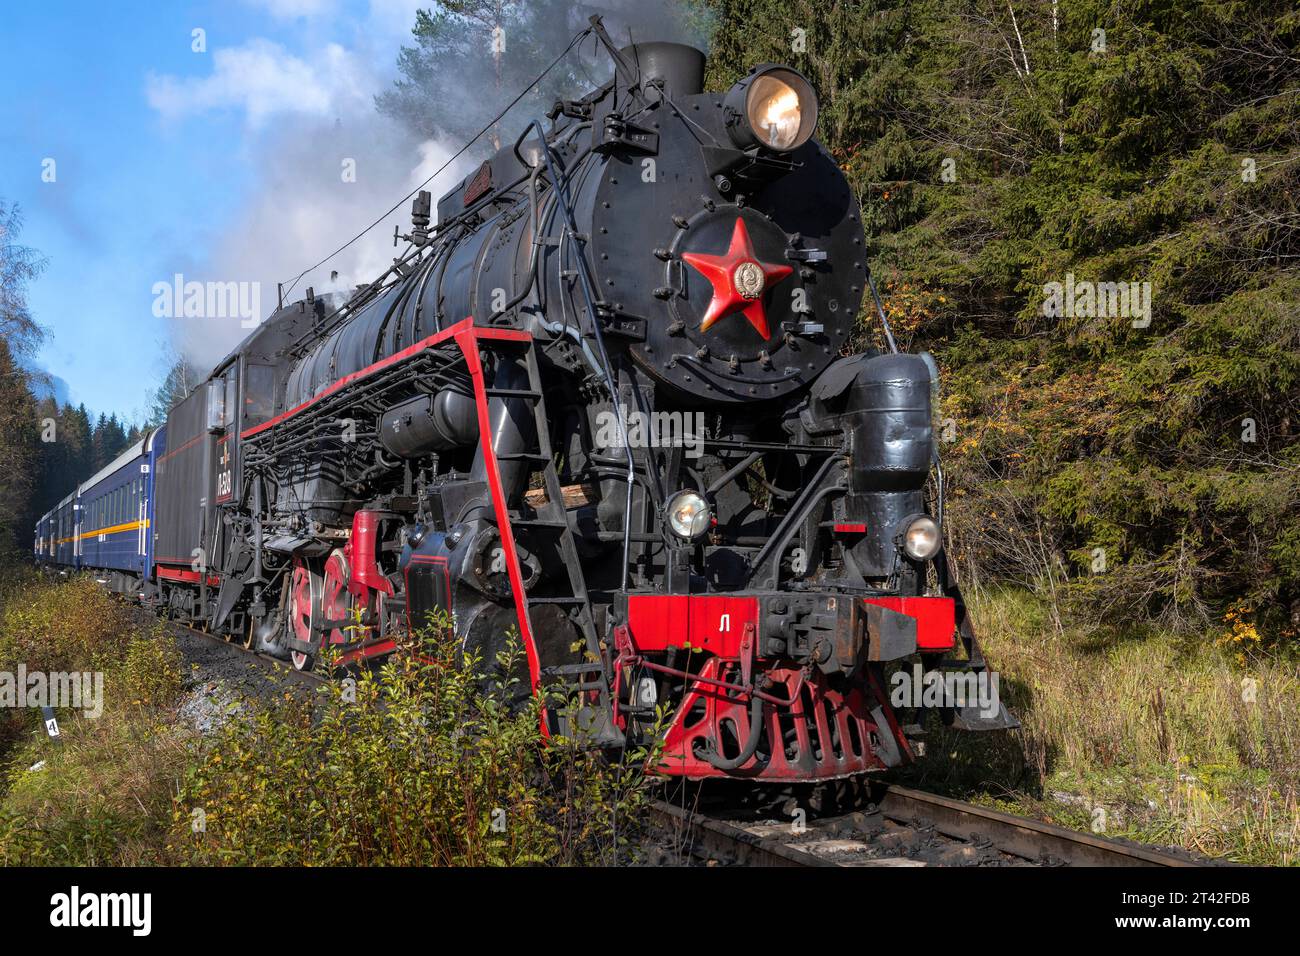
[155,565,220,587]
[453,326,542,697]
[241,318,530,440]
[236,319,545,718]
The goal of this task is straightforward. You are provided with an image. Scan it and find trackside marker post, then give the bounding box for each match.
[42,704,60,739]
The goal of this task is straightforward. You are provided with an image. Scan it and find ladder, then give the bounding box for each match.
[471,332,623,746]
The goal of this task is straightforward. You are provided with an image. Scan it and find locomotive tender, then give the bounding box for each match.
[36,21,1013,781]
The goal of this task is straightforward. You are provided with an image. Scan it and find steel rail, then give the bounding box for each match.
[649,784,1218,868]
[871,783,1208,867]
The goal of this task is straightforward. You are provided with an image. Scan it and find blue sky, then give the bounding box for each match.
[0,1,433,420]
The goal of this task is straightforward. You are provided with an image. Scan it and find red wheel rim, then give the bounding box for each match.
[321,550,354,647]
[289,556,320,670]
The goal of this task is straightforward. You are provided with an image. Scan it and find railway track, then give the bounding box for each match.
[170,619,328,688]
[648,783,1216,867]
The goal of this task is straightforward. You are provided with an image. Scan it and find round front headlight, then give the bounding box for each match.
[902,516,941,561]
[748,73,808,149]
[666,490,711,540]
[725,66,819,153]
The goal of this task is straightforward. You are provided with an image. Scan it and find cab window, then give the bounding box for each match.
[242,363,276,428]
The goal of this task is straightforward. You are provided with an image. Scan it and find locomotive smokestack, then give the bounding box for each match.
[618,42,706,97]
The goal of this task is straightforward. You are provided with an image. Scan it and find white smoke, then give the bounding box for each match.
[146,0,710,370]
[144,3,465,369]
[185,116,464,366]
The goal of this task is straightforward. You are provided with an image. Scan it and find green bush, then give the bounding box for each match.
[0,576,657,866]
[170,618,656,866]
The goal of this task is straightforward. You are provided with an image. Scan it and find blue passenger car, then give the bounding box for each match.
[33,427,164,596]
[33,511,53,563]
[52,492,78,567]
[77,436,150,577]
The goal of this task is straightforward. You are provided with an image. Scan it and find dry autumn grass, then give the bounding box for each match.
[0,571,187,865]
[898,583,1300,865]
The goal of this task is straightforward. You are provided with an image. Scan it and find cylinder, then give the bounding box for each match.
[846,353,933,493]
[378,389,479,459]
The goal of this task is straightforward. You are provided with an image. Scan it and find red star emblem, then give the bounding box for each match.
[681,218,793,338]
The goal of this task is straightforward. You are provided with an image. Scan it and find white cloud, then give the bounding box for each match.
[149,15,473,368]
[146,39,369,128]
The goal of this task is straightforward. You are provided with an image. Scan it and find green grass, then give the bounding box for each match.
[895,586,1300,865]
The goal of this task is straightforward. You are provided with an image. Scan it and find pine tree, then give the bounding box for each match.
[376,1,710,147]
[377,0,599,148]
[65,403,92,480]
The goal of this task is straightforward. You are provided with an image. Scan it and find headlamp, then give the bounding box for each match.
[901,515,941,561]
[724,66,818,152]
[666,490,711,541]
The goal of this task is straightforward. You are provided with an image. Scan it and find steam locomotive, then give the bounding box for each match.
[35,21,1014,781]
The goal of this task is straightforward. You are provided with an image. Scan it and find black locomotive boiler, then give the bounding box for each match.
[41,22,1015,781]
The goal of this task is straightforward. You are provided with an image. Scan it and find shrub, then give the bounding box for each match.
[0,571,186,865]
[170,617,657,866]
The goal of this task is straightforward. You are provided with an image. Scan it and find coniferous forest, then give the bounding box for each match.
[703,0,1300,645]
